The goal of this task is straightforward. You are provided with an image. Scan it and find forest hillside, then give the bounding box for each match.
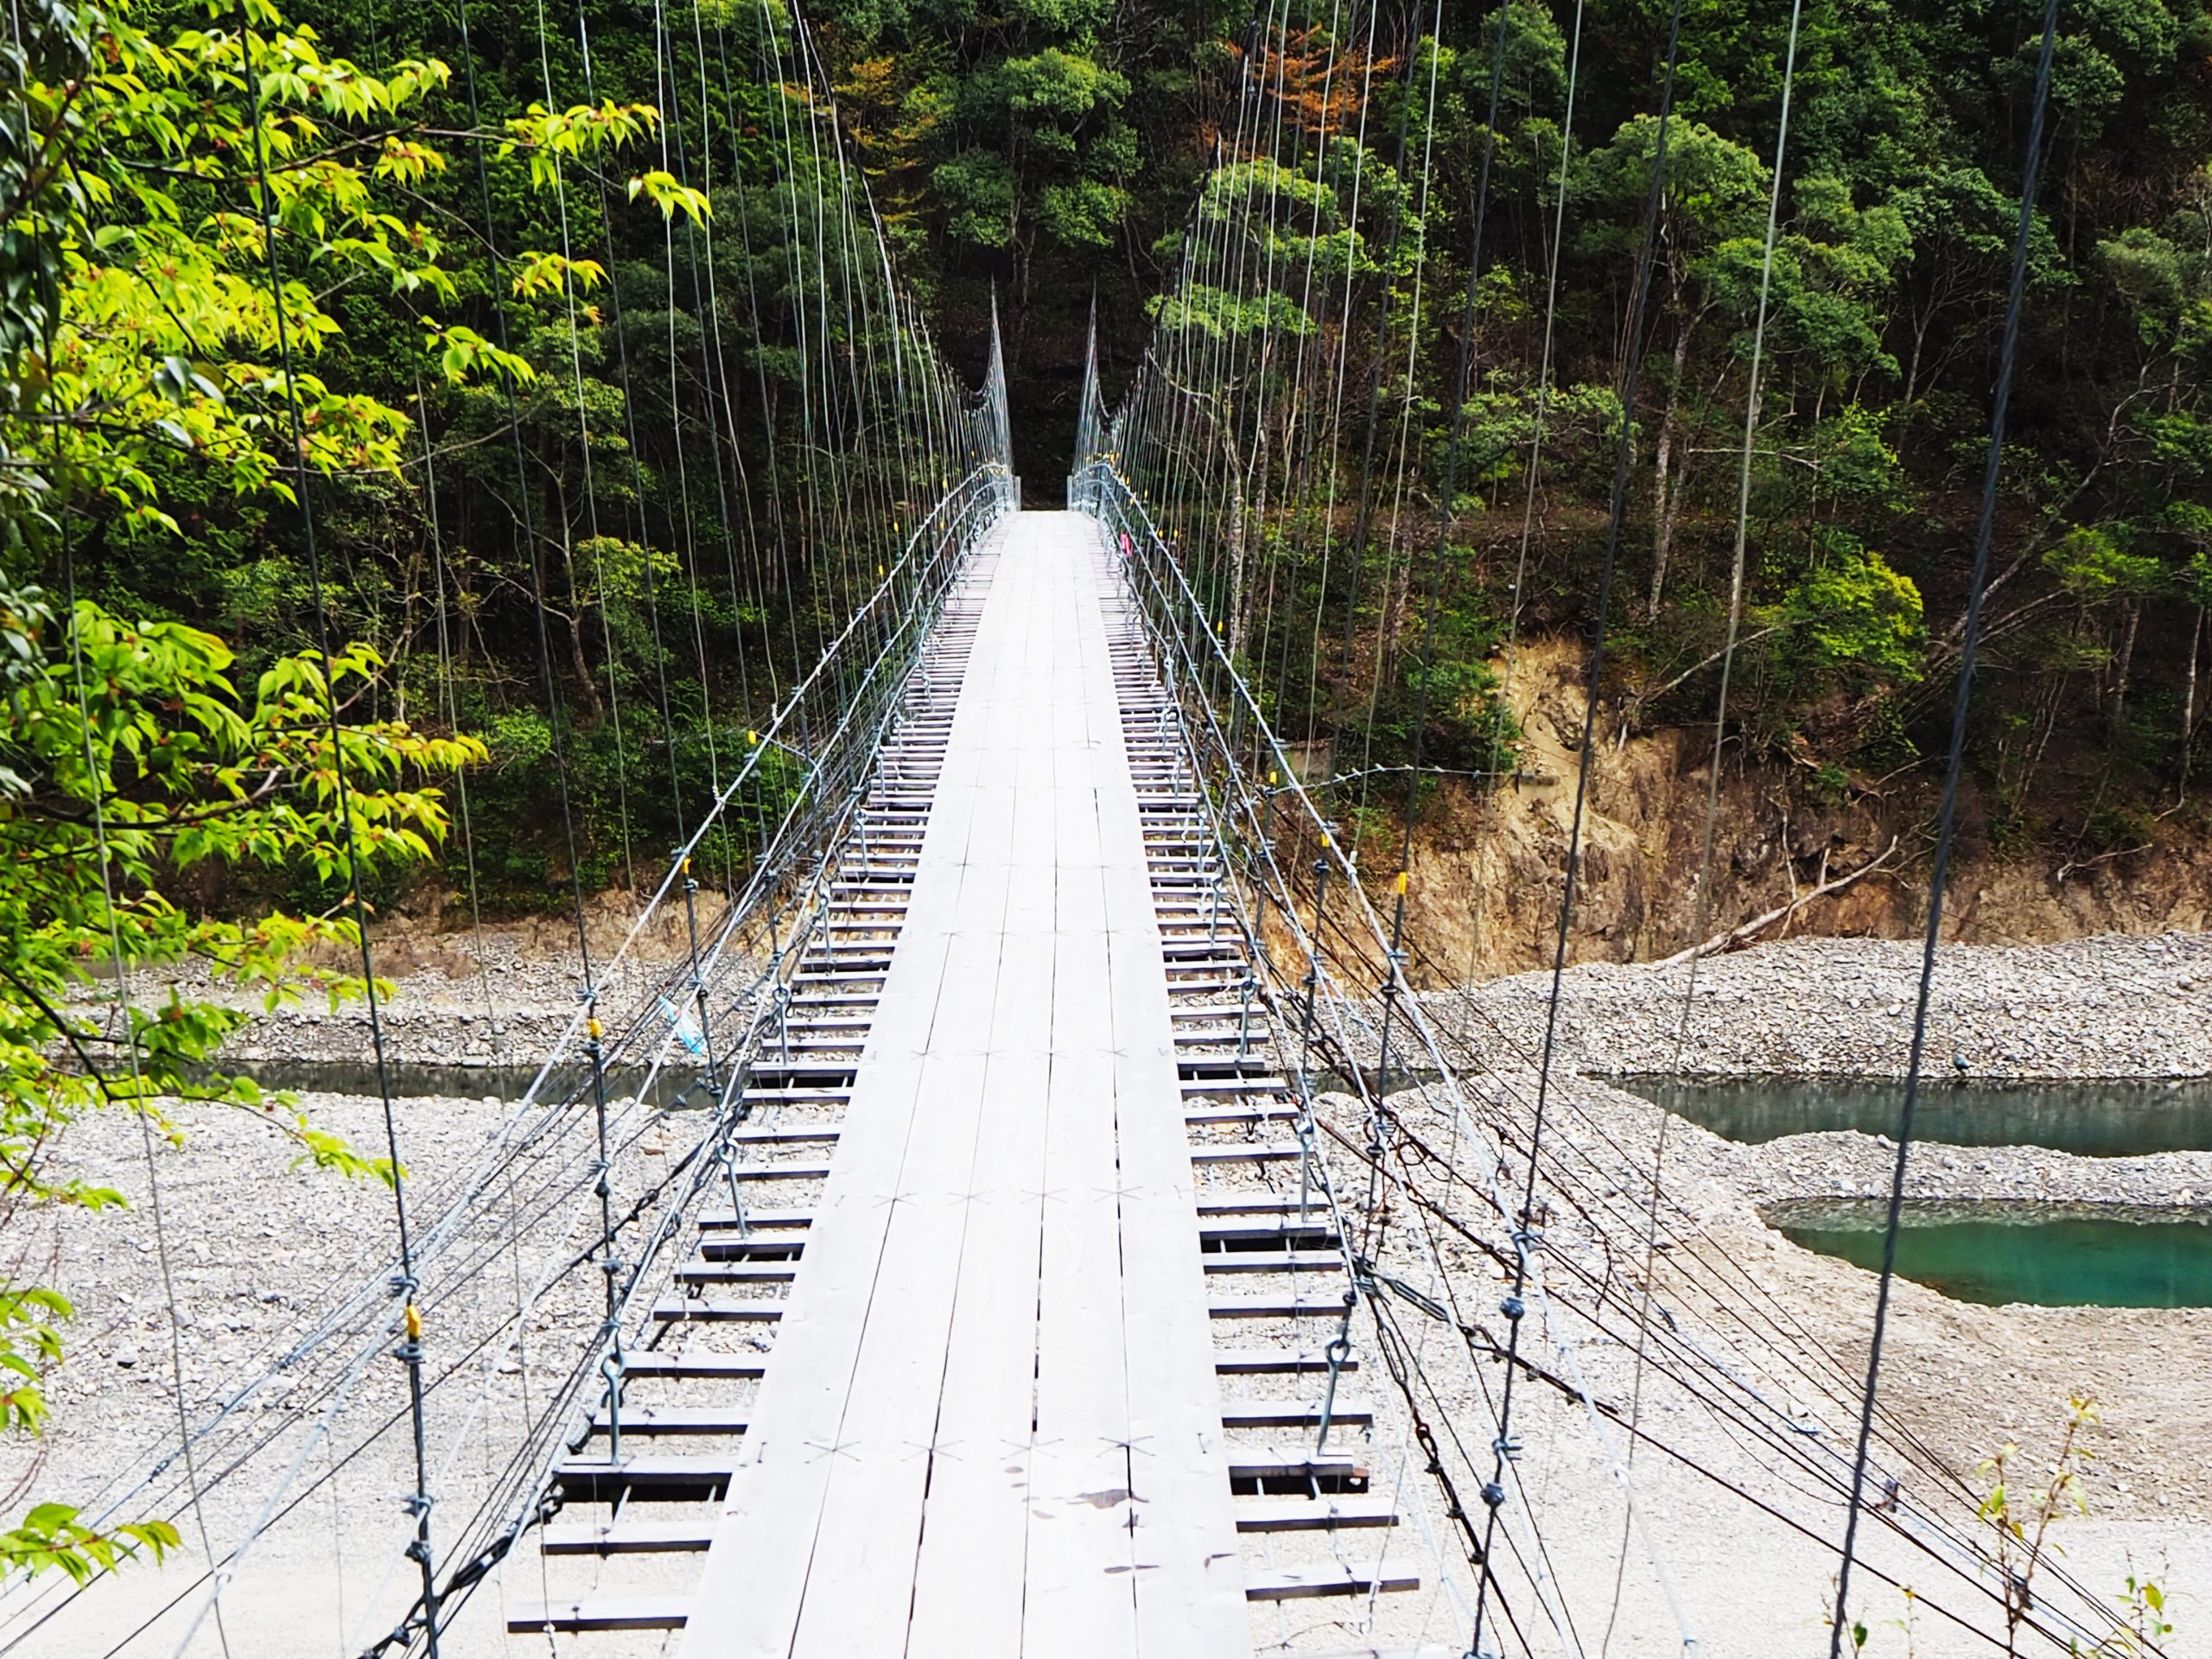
[10,0,2212,975]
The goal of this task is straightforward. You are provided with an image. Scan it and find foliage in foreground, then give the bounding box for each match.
[1835,1396,2179,1657]
[0,0,671,1581]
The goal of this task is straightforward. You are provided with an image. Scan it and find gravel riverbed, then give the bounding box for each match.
[1427,929,2212,1078]
[5,929,2209,1656]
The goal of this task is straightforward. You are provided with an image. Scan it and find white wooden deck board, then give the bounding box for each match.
[904,1040,1050,1657]
[678,513,1247,1659]
[1077,533,1252,1652]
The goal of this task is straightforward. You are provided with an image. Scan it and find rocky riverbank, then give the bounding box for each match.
[1378,933,2212,1552]
[1425,929,2212,1079]
[1410,927,2212,1220]
[13,929,2212,1656]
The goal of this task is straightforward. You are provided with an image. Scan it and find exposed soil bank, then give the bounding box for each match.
[1389,638,2212,980]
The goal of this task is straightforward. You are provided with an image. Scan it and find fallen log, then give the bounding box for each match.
[1650,836,1901,969]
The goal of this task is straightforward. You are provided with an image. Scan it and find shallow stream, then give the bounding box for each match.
[1620,1075,2212,1157]
[1764,1199,2212,1307]
[219,1058,702,1109]
[1625,1075,2212,1306]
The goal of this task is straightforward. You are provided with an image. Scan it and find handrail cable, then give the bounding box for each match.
[1094,463,1701,1650]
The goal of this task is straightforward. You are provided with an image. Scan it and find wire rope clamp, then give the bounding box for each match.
[1498,1294,1525,1321]
[1480,1480,1508,1510]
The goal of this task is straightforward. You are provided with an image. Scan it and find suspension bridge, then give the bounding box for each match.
[561,507,1408,1649]
[0,0,2148,1651]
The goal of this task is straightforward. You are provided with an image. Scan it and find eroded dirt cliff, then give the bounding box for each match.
[1387,638,2212,982]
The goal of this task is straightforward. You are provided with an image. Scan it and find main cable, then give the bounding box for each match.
[226,13,438,1651]
[1471,0,1686,1647]
[1827,0,2063,1647]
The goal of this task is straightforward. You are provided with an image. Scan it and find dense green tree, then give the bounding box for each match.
[10,0,2212,977]
[0,0,658,1578]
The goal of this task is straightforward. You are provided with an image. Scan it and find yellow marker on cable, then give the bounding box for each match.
[588,1017,603,1039]
[748,729,760,745]
[404,1305,423,1339]
[1395,871,1410,896]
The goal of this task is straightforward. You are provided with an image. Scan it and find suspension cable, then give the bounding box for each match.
[222,12,438,1651]
[1605,3,1807,1650]
[1828,0,2063,1646]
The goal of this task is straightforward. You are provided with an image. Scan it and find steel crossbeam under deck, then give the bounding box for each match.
[677,512,1252,1658]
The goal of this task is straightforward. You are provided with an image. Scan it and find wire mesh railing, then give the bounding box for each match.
[0,459,1011,1659]
[1074,455,2140,1658]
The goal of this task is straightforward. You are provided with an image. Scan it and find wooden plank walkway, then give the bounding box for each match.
[677,512,1251,1659]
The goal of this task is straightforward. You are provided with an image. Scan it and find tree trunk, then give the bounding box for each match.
[1233,416,1270,664]
[2112,600,2139,727]
[1223,444,1250,664]
[395,539,423,723]
[1646,321,1692,621]
[555,477,603,719]
[567,599,603,719]
[2180,606,2202,805]
[1383,554,1412,677]
[1903,307,1929,409]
